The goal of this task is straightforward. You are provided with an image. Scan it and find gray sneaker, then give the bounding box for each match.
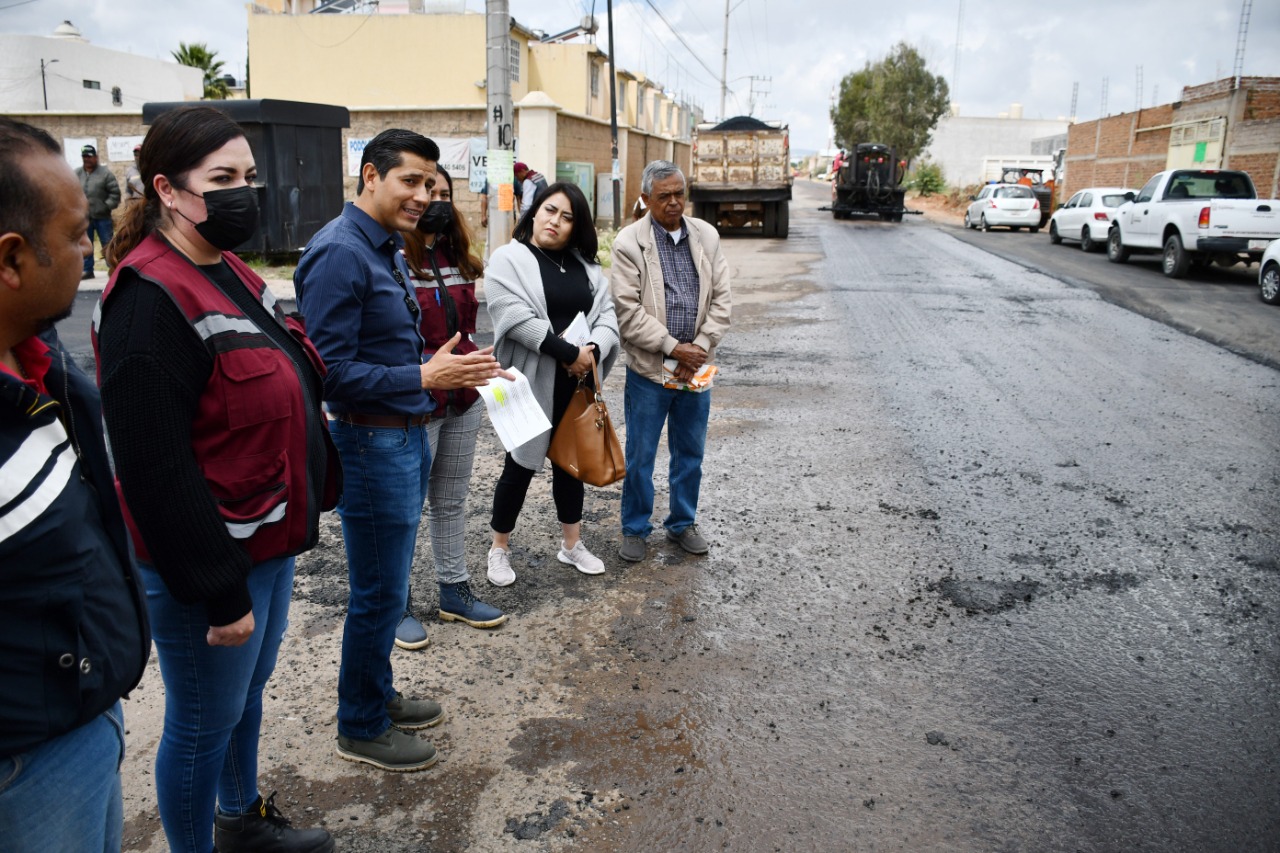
[666,525,709,555]
[618,535,647,562]
[337,727,438,772]
[386,692,444,730]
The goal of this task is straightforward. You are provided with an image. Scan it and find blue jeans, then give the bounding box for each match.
[620,367,712,538]
[330,419,432,740]
[85,217,113,275]
[139,557,294,853]
[0,702,126,852]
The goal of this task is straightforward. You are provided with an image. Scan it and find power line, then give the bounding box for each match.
[639,0,721,83]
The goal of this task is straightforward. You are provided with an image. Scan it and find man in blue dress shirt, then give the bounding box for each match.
[296,129,506,773]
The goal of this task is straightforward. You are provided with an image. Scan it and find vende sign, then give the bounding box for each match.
[347,136,483,179]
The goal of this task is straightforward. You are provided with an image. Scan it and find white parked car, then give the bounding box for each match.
[963,183,1041,232]
[1259,240,1280,305]
[1048,187,1137,252]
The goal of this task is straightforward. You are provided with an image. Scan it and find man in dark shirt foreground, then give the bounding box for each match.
[0,117,149,851]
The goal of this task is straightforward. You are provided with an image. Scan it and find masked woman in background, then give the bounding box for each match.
[396,165,507,650]
[95,105,339,853]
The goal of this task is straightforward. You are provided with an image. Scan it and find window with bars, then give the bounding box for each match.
[509,38,520,82]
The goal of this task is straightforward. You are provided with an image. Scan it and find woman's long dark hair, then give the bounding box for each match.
[105,106,246,269]
[512,181,598,264]
[402,166,484,282]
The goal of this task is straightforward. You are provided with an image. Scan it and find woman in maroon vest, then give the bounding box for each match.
[95,106,338,853]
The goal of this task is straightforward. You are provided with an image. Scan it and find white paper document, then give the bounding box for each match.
[560,311,592,346]
[477,366,553,452]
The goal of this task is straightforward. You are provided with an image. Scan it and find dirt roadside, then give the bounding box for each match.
[118,224,822,852]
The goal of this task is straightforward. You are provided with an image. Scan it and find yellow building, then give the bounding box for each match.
[246,2,695,222]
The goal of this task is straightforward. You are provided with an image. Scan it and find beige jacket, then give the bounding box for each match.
[609,213,732,383]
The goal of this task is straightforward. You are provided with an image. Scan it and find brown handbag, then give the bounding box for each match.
[547,360,626,487]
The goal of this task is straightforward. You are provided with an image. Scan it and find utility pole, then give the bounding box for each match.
[952,0,963,109]
[486,0,513,254]
[719,0,730,121]
[607,0,620,229]
[747,76,771,117]
[40,58,58,110]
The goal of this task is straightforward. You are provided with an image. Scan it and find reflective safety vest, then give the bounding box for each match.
[92,233,339,564]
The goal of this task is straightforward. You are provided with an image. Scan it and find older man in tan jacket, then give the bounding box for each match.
[610,159,732,563]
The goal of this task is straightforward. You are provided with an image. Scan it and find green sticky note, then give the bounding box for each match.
[1194,141,1207,162]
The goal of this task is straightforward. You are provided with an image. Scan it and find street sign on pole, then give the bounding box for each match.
[486,0,515,256]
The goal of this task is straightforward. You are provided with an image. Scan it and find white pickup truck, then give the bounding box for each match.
[1106,169,1280,277]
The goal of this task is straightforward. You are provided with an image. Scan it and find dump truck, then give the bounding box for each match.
[689,116,791,238]
[829,142,911,221]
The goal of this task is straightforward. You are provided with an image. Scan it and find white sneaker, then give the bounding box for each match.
[557,540,605,575]
[487,547,516,587]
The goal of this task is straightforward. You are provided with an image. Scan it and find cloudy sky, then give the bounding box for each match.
[4,0,1279,152]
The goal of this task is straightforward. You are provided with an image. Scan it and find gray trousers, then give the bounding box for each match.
[421,398,483,586]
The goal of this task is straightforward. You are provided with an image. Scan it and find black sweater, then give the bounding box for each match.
[98,262,320,626]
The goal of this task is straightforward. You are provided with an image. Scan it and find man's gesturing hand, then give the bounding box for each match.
[420,333,514,390]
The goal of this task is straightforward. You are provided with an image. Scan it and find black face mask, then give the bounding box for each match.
[417,200,454,235]
[174,185,259,251]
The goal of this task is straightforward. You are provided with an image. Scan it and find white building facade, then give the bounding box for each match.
[922,112,1069,188]
[0,22,201,113]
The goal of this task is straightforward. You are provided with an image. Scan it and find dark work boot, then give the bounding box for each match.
[214,792,335,853]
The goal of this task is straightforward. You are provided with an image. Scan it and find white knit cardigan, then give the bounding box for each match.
[484,241,620,470]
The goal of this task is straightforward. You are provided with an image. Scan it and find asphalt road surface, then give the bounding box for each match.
[65,184,1280,851]
[941,210,1280,369]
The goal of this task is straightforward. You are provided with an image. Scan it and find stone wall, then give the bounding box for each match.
[10,107,695,237]
[6,111,148,189]
[344,108,488,227]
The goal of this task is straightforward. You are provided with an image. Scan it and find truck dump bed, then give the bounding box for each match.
[689,117,792,238]
[692,128,791,191]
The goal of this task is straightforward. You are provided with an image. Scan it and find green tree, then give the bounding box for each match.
[172,42,230,100]
[831,42,950,166]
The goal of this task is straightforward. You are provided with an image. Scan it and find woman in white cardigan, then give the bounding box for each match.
[484,182,620,586]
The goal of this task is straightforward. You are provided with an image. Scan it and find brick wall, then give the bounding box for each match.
[1063,78,1280,200]
[1230,152,1280,198]
[1245,83,1280,121]
[1063,110,1171,197]
[1182,76,1280,109]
